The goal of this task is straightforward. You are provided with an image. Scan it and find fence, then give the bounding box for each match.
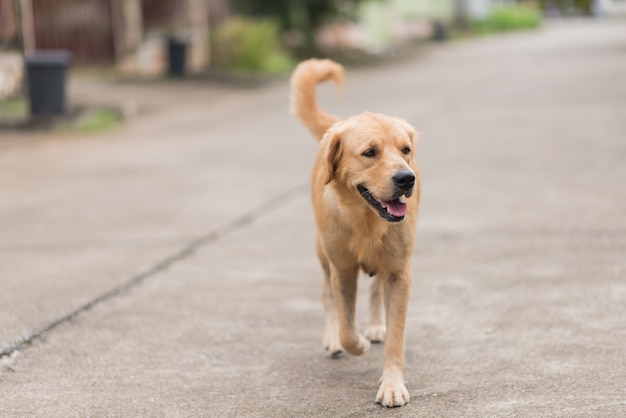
[32,0,115,64]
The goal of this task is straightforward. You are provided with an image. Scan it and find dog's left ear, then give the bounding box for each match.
[320,125,343,184]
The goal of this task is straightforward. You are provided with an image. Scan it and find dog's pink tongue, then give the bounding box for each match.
[382,199,407,217]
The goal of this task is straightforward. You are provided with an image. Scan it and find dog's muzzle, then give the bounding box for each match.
[357,170,415,223]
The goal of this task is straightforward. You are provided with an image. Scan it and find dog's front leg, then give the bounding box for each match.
[376,271,412,407]
[330,264,371,356]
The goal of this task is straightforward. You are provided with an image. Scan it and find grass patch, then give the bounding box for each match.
[0,97,27,119]
[473,5,542,33]
[70,108,122,134]
[0,98,123,133]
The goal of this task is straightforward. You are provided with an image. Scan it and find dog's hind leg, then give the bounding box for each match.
[365,276,386,343]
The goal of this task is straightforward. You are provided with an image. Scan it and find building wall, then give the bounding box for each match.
[0,0,17,47]
[0,51,22,98]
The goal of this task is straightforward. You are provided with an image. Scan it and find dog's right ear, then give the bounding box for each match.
[320,126,343,184]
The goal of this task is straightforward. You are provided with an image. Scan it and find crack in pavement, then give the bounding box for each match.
[0,183,309,359]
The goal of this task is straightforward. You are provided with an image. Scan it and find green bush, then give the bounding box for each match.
[473,5,542,33]
[211,17,294,74]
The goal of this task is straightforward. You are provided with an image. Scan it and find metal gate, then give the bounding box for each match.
[32,0,115,64]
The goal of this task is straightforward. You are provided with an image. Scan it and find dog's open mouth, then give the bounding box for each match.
[357,185,408,223]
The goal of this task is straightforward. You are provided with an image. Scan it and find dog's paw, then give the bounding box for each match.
[356,333,372,355]
[323,332,343,356]
[365,324,386,343]
[340,333,371,356]
[375,380,410,408]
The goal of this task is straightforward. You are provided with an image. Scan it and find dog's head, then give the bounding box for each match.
[320,112,419,223]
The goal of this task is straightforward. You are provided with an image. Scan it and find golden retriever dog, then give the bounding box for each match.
[290,59,420,407]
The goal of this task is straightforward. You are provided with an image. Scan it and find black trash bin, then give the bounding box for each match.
[431,21,448,42]
[167,37,188,77]
[24,50,71,117]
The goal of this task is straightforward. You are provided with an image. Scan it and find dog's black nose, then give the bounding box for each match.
[393,171,415,191]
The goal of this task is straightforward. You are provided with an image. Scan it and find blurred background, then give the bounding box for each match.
[1,0,625,103]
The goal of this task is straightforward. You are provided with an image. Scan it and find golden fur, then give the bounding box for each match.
[291,59,421,407]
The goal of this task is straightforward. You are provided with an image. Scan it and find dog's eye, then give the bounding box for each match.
[362,148,377,158]
[402,146,411,155]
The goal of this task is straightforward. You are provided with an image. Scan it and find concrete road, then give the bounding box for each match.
[1,19,625,417]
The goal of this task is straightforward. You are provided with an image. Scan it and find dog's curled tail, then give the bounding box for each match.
[290,59,345,141]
